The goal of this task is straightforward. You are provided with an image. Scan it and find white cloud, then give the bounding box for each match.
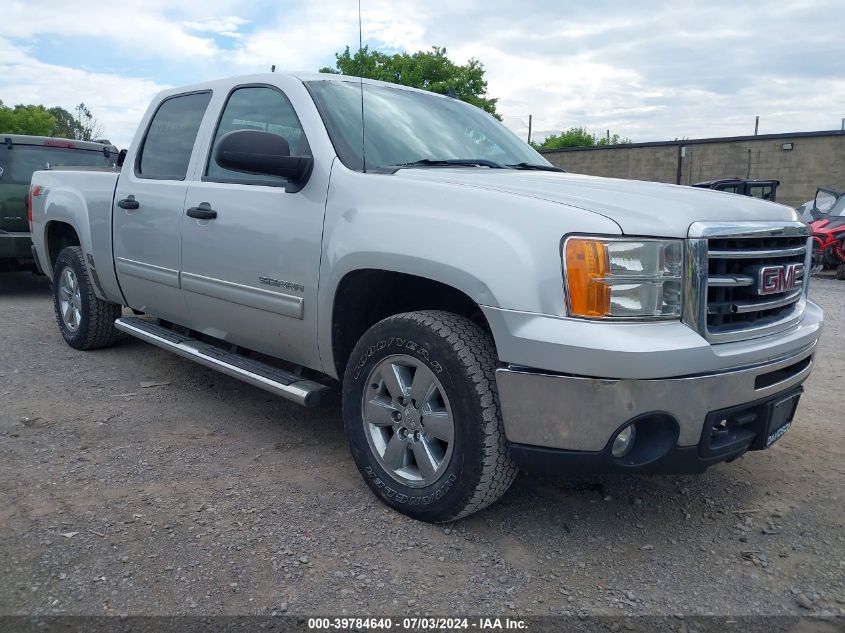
[1,0,843,147]
[361,2,429,51]
[0,0,233,60]
[0,37,165,147]
[226,1,361,74]
[183,16,250,39]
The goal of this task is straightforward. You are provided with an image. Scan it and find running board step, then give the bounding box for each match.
[114,316,330,407]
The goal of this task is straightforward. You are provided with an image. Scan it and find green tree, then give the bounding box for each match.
[0,101,105,139]
[531,127,631,150]
[70,102,103,141]
[0,101,14,133]
[532,127,596,150]
[47,106,79,138]
[597,132,631,146]
[0,101,56,136]
[320,45,500,119]
[15,105,55,136]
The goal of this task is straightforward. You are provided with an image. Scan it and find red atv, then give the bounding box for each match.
[808,188,845,279]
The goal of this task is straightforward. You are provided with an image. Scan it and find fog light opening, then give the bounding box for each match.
[612,423,637,458]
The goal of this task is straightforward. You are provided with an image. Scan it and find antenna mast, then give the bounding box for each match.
[358,0,367,173]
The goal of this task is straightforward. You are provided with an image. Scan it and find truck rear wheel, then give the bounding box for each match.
[342,310,517,522]
[52,246,122,350]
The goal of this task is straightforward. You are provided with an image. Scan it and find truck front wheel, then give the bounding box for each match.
[342,310,517,522]
[52,246,122,350]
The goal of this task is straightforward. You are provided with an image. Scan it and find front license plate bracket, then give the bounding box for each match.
[762,391,801,448]
[701,386,803,458]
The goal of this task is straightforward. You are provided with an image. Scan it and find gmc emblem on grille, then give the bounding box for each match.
[756,263,804,295]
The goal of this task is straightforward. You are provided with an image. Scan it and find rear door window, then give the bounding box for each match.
[137,92,212,180]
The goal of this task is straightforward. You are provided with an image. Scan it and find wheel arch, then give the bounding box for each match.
[324,265,498,380]
[43,217,115,302]
[45,220,82,274]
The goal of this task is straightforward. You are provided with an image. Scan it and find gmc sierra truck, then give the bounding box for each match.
[29,73,823,522]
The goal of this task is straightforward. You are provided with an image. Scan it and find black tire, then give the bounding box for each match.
[342,310,517,522]
[837,264,845,281]
[52,246,122,350]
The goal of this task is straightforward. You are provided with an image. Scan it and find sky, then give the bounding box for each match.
[1,0,844,148]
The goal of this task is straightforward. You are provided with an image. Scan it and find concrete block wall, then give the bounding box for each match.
[544,145,679,184]
[542,131,845,208]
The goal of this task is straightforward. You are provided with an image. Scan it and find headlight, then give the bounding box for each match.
[564,236,683,319]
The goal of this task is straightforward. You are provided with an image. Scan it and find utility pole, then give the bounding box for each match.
[527,114,532,144]
[754,115,759,135]
[606,129,610,144]
[841,117,844,131]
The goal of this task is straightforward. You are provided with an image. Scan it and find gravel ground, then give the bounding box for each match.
[1,271,843,617]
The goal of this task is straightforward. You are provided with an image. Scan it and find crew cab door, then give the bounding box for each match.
[113,91,212,322]
[179,84,327,368]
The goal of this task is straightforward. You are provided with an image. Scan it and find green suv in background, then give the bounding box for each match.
[0,135,117,272]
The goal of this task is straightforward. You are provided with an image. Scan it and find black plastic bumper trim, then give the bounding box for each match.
[508,443,720,476]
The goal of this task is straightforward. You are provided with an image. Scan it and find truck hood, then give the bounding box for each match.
[394,169,800,237]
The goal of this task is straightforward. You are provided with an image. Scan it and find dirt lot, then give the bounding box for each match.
[1,271,843,617]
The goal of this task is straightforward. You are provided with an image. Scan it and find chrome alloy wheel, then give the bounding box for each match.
[361,354,455,488]
[58,266,82,332]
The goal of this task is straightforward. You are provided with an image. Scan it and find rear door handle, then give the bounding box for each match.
[117,196,139,210]
[186,202,217,220]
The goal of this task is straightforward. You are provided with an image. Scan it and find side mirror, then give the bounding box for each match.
[215,129,313,192]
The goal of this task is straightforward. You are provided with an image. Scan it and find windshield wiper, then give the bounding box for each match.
[506,162,564,172]
[390,158,505,169]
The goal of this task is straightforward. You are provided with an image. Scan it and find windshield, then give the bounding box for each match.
[829,195,845,217]
[0,145,116,186]
[305,80,550,171]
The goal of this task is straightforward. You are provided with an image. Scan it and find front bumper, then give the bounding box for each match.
[496,340,816,472]
[482,301,823,379]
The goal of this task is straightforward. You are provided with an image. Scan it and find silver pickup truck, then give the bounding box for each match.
[30,73,823,522]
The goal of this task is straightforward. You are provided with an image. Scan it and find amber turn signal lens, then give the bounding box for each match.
[565,238,611,317]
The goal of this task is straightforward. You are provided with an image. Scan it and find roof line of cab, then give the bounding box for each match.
[153,71,455,101]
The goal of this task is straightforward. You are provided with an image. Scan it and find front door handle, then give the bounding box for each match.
[117,195,139,210]
[186,202,217,220]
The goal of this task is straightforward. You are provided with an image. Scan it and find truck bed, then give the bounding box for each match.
[30,169,123,303]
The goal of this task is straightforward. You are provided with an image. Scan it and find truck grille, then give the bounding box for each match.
[685,223,811,343]
[706,235,806,334]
